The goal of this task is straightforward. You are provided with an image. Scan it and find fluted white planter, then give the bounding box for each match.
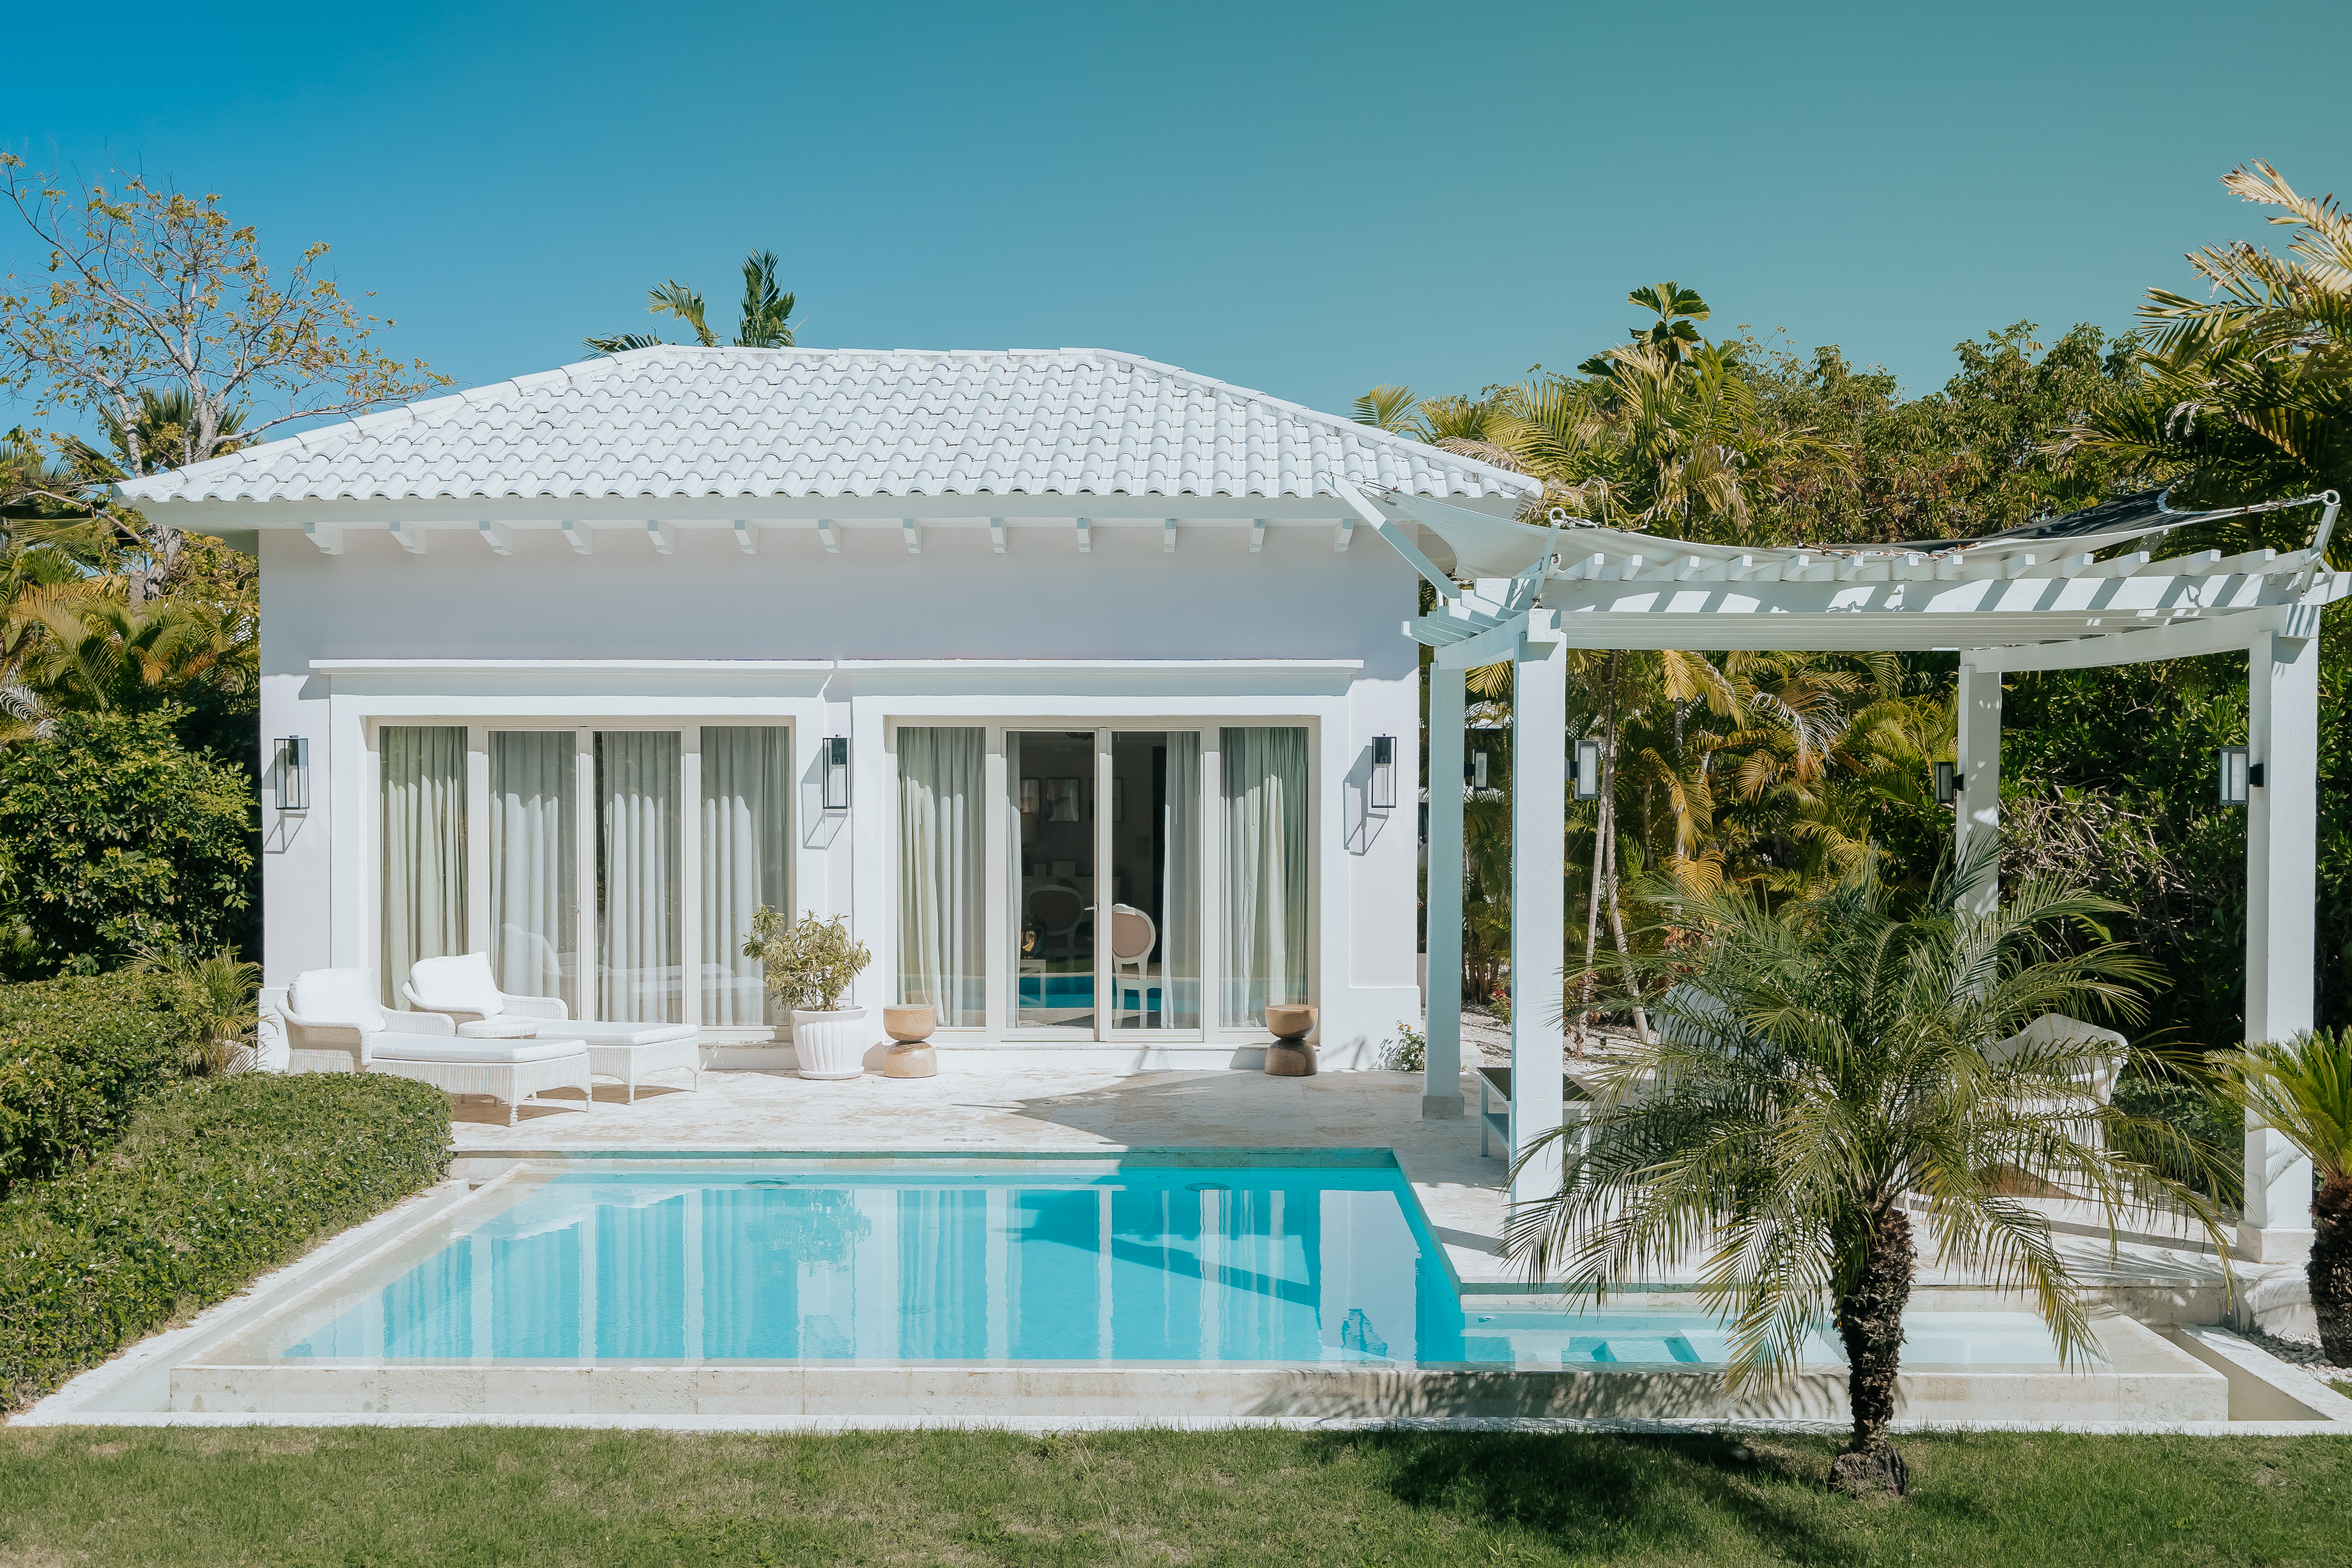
[791,1007,869,1079]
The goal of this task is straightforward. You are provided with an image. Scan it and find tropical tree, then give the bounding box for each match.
[2209,1029,2352,1363]
[1506,851,2228,1495]
[2060,161,2350,551]
[587,249,799,353]
[0,157,443,598]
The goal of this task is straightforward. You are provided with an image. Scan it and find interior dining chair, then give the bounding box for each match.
[1027,885,1089,966]
[1108,904,1158,1027]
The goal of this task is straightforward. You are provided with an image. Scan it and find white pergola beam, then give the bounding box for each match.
[734,520,759,554]
[1424,666,1465,1121]
[1077,517,1092,553]
[1250,519,1266,553]
[903,519,923,554]
[304,522,343,556]
[390,521,426,555]
[818,519,840,554]
[1334,515,1354,552]
[2244,628,2321,1262]
[562,520,593,556]
[1509,610,1568,1204]
[647,520,676,554]
[1164,517,1177,554]
[479,521,513,556]
[990,519,1006,554]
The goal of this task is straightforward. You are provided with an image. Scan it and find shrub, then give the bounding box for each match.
[0,971,202,1195]
[0,1071,450,1411]
[0,708,257,980]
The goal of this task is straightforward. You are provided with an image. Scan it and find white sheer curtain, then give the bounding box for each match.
[898,727,984,1026]
[381,726,467,1007]
[489,731,576,1009]
[597,731,682,1024]
[1220,727,1309,1027]
[1162,731,1201,1028]
[701,727,789,1025]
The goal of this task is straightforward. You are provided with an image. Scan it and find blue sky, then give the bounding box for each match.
[6,0,2349,430]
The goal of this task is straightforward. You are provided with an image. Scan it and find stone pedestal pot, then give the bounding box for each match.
[882,1005,938,1079]
[1264,1004,1318,1076]
[791,1007,869,1079]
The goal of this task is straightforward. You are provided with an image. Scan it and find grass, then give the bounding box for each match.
[2,1427,2349,1566]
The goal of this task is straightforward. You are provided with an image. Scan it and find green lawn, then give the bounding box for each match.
[4,1427,2349,1566]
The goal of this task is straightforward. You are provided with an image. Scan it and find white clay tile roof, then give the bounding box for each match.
[118,346,1538,506]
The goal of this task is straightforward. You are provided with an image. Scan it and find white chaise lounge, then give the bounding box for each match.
[405,953,703,1104]
[279,968,593,1126]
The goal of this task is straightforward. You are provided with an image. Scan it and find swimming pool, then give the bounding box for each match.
[212,1162,2082,1372]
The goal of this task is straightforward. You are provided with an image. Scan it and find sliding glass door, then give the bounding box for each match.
[489,731,577,1011]
[1108,733,1198,1031]
[701,727,791,1025]
[380,726,468,1007]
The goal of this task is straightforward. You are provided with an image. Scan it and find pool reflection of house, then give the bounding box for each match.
[122,347,1536,1066]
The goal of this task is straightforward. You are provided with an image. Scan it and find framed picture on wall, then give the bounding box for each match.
[1044,778,1085,822]
[1020,777,1041,815]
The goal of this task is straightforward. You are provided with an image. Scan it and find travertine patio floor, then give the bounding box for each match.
[443,1062,2264,1305]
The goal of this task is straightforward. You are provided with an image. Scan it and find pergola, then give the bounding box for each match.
[1332,478,2346,1264]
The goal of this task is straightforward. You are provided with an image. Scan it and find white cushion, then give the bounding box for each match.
[409,952,505,1017]
[289,969,387,1034]
[368,1035,588,1065]
[456,1018,542,1039]
[564,1020,699,1048]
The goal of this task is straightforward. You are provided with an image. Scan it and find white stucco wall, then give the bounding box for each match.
[256,516,1424,1064]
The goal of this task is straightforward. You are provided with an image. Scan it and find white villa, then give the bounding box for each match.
[121,346,1539,1070]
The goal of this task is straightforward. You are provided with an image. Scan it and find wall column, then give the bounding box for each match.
[1509,613,1567,1206]
[2242,627,2320,1263]
[1955,657,2002,916]
[1424,662,1465,1119]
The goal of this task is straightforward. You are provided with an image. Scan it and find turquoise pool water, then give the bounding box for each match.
[251,1165,2073,1369]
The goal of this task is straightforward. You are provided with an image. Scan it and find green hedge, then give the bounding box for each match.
[0,972,202,1195]
[0,1072,450,1412]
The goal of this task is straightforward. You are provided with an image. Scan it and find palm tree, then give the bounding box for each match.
[2209,1029,2352,1363]
[586,249,798,354]
[1507,850,2229,1495]
[2059,162,2351,544]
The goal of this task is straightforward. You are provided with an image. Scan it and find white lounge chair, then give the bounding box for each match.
[404,952,703,1104]
[278,967,593,1126]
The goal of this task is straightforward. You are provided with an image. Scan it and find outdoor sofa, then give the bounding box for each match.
[278,967,593,1125]
[403,952,703,1104]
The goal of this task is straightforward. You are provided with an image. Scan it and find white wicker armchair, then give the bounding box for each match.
[281,967,593,1125]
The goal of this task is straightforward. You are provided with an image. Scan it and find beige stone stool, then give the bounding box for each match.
[882,1005,938,1078]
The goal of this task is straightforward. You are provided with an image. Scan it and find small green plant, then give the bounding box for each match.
[2208,1027,2352,1365]
[133,946,260,1075]
[1384,1020,1426,1072]
[744,908,871,1012]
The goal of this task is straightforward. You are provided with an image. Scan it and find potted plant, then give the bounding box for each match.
[744,908,873,1079]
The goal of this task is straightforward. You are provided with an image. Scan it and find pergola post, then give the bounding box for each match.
[1955,657,2003,914]
[2241,627,2320,1262]
[1424,663,1465,1119]
[1509,611,1568,1205]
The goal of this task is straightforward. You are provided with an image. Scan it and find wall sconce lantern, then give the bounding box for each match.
[1465,750,1489,790]
[274,737,310,812]
[1933,761,1958,807]
[1574,739,1602,801]
[1369,735,1398,810]
[822,736,851,813]
[2219,745,2254,807]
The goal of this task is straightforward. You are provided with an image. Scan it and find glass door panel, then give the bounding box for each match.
[489,731,577,1012]
[1220,726,1309,1027]
[897,727,985,1026]
[1008,730,1097,1031]
[701,727,791,1026]
[1108,733,1199,1030]
[380,726,468,1007]
[595,731,683,1023]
